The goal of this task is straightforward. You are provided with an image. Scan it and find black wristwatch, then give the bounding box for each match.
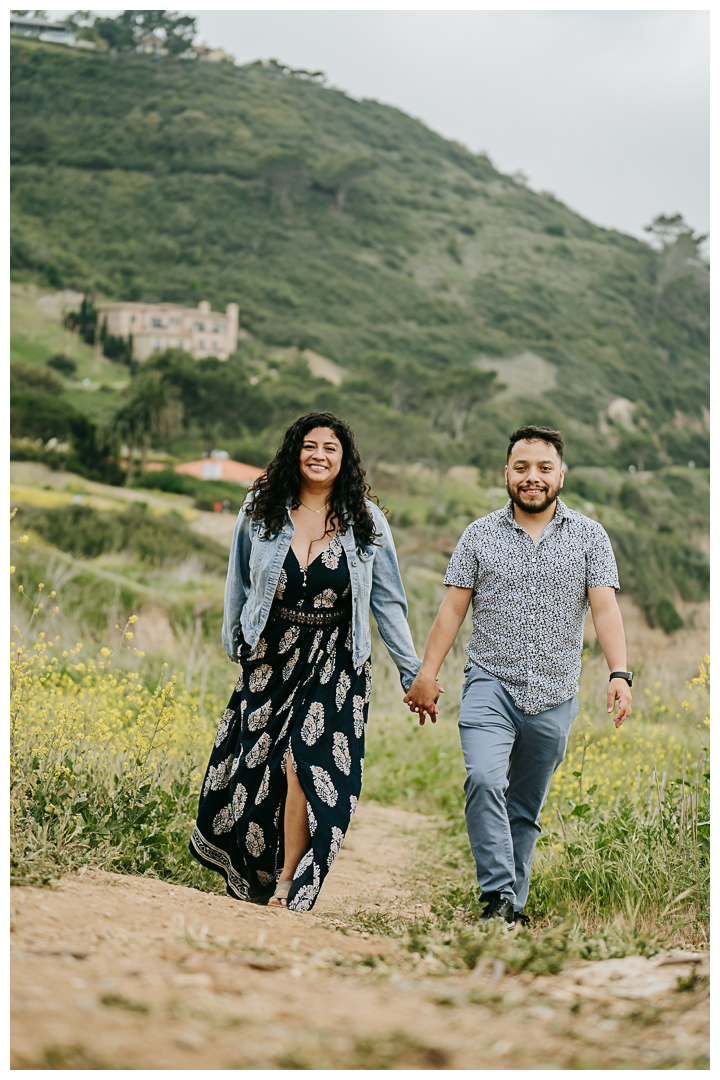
[609,671,633,687]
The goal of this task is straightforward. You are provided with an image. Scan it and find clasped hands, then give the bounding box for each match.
[404,668,444,726]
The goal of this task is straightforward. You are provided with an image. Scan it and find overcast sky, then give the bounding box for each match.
[49,8,710,241]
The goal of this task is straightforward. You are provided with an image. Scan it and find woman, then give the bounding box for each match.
[189,412,431,911]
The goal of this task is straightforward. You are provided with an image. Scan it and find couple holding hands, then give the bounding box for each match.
[190,412,631,925]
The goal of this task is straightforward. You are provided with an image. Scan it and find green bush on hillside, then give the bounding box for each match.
[13,501,229,573]
[132,469,248,514]
[10,361,64,395]
[47,353,77,377]
[607,524,708,632]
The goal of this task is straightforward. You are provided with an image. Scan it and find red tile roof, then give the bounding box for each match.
[174,459,264,484]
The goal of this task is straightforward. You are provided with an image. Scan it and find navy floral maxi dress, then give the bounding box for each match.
[190,534,370,912]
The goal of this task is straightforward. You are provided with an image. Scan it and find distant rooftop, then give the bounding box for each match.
[10,15,72,34]
[174,455,264,486]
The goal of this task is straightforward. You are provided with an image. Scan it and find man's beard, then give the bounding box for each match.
[506,480,561,515]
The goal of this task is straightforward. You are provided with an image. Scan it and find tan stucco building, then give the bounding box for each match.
[96,300,240,361]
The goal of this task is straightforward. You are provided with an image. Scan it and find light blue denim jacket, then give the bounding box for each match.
[221,497,421,691]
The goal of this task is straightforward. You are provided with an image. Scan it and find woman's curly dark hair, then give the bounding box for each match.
[247,412,384,548]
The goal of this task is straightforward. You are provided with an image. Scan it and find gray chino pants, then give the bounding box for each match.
[458,664,578,912]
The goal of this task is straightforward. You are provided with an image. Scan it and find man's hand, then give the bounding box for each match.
[607,677,632,728]
[404,670,444,726]
[403,585,471,727]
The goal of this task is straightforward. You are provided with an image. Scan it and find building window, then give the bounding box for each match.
[194,321,205,331]
[199,339,205,348]
[152,317,163,328]
[169,317,180,327]
[153,338,161,349]
[130,314,136,324]
[212,341,218,350]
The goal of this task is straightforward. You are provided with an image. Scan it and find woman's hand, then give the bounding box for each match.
[404,670,444,726]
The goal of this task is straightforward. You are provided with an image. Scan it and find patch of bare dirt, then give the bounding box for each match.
[11,802,709,1070]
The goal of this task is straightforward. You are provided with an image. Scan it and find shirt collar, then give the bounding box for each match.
[502,496,568,530]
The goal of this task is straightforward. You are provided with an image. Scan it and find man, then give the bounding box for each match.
[405,425,632,927]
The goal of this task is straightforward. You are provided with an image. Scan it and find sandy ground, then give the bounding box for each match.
[11,802,708,1070]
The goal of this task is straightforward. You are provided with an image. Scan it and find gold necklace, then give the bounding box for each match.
[299,499,328,516]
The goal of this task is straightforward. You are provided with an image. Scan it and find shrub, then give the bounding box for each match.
[47,354,77,377]
[651,597,684,635]
[10,392,82,441]
[10,626,222,891]
[13,502,229,573]
[132,470,247,513]
[10,362,64,395]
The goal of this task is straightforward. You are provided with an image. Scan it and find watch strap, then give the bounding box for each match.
[609,670,633,686]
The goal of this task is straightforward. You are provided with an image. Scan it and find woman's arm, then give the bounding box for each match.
[221,501,253,662]
[367,510,424,692]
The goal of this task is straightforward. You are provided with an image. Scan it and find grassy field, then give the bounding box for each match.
[10,460,709,954]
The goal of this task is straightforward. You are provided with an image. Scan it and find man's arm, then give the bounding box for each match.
[404,586,473,725]
[588,585,632,728]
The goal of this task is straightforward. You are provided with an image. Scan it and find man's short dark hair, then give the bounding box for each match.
[507,425,564,462]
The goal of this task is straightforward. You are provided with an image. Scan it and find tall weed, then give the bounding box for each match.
[9,584,228,890]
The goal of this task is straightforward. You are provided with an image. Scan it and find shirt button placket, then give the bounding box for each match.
[529,549,537,690]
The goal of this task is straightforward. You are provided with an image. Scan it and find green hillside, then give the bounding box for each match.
[10,37,709,473]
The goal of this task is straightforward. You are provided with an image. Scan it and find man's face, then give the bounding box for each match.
[505,439,564,514]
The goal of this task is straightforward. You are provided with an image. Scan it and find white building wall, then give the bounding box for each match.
[96,300,240,361]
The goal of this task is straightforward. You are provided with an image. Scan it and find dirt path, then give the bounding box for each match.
[11,802,708,1070]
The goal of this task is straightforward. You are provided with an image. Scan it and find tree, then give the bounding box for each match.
[64,10,196,55]
[645,215,709,328]
[355,352,428,414]
[105,397,143,486]
[10,392,79,441]
[423,368,497,441]
[165,110,220,154]
[107,369,182,484]
[255,150,310,209]
[314,155,378,211]
[644,213,707,252]
[138,10,196,55]
[146,350,272,452]
[10,361,63,395]
[65,294,97,345]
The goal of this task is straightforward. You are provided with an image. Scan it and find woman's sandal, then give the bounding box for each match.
[268,879,292,907]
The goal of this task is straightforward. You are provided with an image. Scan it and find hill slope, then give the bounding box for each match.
[10,38,709,471]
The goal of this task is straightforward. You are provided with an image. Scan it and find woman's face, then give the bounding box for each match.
[299,426,343,489]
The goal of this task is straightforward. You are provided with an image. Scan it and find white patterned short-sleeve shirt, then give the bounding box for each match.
[444,498,619,714]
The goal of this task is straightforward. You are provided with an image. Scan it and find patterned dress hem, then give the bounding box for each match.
[189,824,255,902]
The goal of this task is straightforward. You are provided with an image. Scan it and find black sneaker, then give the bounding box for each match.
[479,891,516,928]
